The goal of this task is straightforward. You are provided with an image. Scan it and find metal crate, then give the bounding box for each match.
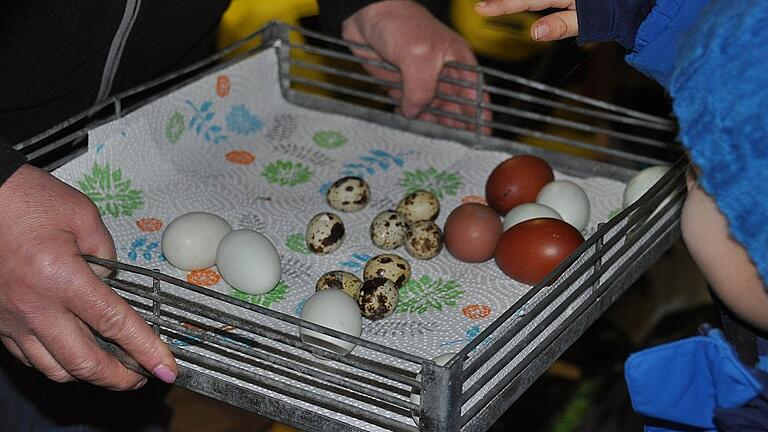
[14,22,687,432]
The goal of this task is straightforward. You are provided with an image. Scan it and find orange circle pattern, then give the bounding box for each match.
[463,304,491,320]
[136,217,163,232]
[226,150,255,165]
[187,269,221,286]
[216,75,231,97]
[461,195,488,206]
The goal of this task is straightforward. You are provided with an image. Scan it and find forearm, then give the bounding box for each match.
[0,136,27,188]
[576,0,656,50]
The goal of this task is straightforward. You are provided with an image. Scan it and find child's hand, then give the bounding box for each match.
[474,0,577,42]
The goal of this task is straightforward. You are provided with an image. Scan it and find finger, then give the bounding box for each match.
[1,336,31,367]
[474,0,575,16]
[64,256,177,385]
[397,48,443,118]
[531,11,579,41]
[15,336,75,383]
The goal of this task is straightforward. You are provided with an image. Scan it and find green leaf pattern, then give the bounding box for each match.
[313,130,348,149]
[261,160,314,186]
[165,111,185,144]
[400,167,462,199]
[285,233,311,254]
[231,281,289,308]
[78,162,143,217]
[397,275,465,314]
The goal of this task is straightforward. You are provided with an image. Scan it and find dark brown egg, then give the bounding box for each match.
[485,155,554,215]
[444,203,503,263]
[494,218,584,285]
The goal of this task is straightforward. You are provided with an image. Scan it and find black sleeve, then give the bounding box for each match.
[0,136,27,188]
[576,0,656,50]
[317,0,447,37]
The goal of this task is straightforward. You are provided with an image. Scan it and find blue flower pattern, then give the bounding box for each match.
[341,149,410,178]
[340,253,373,271]
[440,325,493,351]
[187,100,227,144]
[226,105,263,135]
[126,237,164,263]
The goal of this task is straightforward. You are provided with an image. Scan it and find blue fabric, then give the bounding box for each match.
[576,0,655,50]
[625,0,709,89]
[625,329,763,431]
[714,369,768,431]
[668,0,768,288]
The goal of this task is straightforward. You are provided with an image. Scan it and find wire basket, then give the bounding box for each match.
[15,22,687,432]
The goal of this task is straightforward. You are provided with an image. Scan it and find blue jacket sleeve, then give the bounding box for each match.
[624,0,710,89]
[576,0,656,50]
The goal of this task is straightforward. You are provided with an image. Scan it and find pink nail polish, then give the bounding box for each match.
[534,24,550,41]
[153,364,177,384]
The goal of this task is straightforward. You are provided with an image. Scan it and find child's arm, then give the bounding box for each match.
[474,0,653,49]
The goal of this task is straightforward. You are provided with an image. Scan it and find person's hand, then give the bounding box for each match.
[474,0,577,42]
[0,165,177,390]
[343,0,491,130]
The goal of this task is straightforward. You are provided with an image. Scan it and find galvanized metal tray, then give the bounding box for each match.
[15,22,686,432]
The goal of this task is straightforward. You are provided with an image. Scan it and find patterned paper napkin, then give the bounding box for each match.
[52,47,627,427]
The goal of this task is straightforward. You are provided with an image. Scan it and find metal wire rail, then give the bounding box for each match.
[18,22,685,432]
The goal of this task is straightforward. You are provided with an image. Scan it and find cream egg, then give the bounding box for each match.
[161,212,232,271]
[299,289,363,356]
[410,353,457,424]
[216,229,281,295]
[502,202,562,231]
[623,165,670,208]
[536,181,590,231]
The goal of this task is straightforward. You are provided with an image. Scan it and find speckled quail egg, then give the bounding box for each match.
[306,212,345,255]
[315,270,363,299]
[405,221,443,260]
[363,254,411,288]
[370,210,408,249]
[357,277,399,320]
[396,190,440,223]
[326,176,370,212]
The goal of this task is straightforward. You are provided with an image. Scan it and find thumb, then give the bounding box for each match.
[531,11,579,41]
[71,198,117,278]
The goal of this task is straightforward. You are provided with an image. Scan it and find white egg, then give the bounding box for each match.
[536,181,591,231]
[216,229,281,295]
[623,166,670,208]
[299,289,362,356]
[410,353,457,424]
[161,212,232,271]
[502,203,562,231]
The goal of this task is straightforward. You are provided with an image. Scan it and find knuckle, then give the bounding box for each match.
[68,357,107,383]
[94,307,132,340]
[45,368,74,383]
[553,16,570,38]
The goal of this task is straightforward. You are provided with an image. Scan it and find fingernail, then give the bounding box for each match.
[475,1,488,8]
[132,378,148,390]
[153,364,176,384]
[534,24,550,41]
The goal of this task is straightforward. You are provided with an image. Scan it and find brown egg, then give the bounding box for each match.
[485,155,554,215]
[444,203,503,263]
[494,218,584,285]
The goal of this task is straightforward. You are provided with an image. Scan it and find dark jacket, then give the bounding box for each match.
[0,0,387,186]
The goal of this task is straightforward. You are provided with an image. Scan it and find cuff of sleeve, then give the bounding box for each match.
[625,0,708,89]
[317,0,381,37]
[577,0,656,50]
[0,136,27,188]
